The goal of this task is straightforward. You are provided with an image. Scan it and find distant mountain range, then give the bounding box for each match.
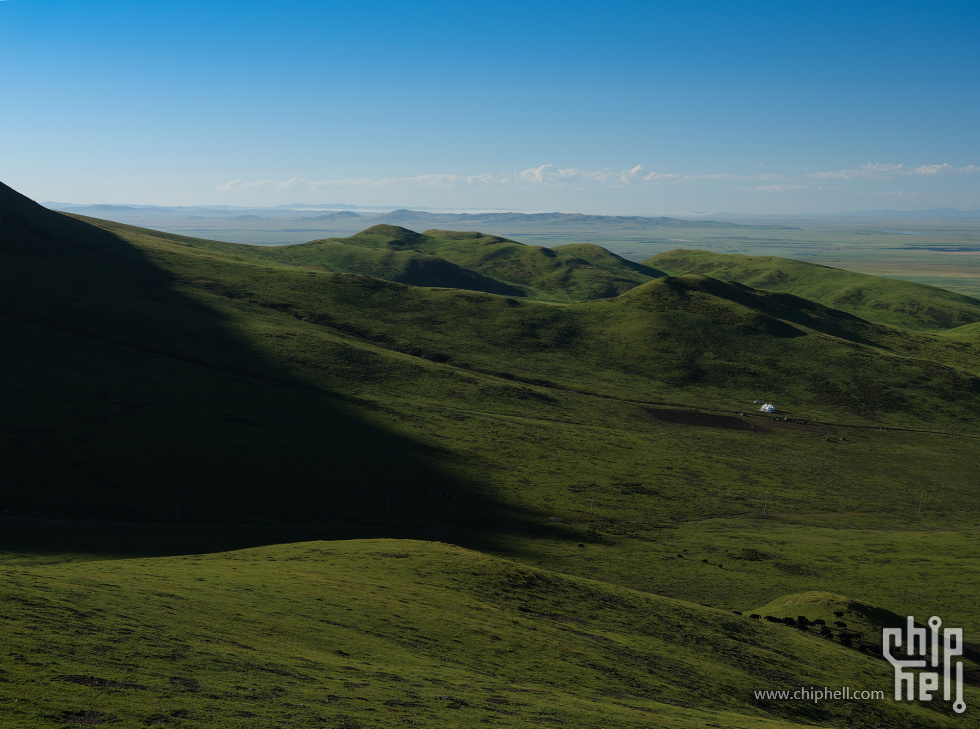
[46,203,793,237]
[48,201,980,220]
[368,209,754,229]
[47,202,752,227]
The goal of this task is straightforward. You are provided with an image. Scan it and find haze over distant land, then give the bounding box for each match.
[2,1,977,215]
[46,201,980,221]
[42,201,980,300]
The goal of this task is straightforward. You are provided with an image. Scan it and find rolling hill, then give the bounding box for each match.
[647,248,980,331]
[243,224,668,301]
[4,177,980,521]
[1,539,971,729]
[3,180,980,728]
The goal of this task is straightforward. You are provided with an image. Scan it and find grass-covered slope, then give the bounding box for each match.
[943,321,980,340]
[0,184,508,525]
[4,182,980,728]
[242,235,527,296]
[585,273,980,411]
[3,180,980,527]
[647,249,980,331]
[1,539,971,729]
[751,591,911,646]
[255,224,667,301]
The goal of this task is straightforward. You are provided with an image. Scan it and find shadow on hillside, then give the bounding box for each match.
[0,183,549,557]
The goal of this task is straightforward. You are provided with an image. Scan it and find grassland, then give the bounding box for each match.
[4,181,980,727]
[647,249,980,331]
[2,540,975,729]
[60,203,980,297]
[110,222,668,303]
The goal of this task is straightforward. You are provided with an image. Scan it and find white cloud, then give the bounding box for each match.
[216,173,510,194]
[215,165,787,195]
[751,184,810,192]
[808,163,904,180]
[674,172,784,183]
[214,177,324,193]
[513,164,649,184]
[210,162,973,203]
[511,165,782,185]
[336,173,504,188]
[809,162,980,180]
[910,163,980,175]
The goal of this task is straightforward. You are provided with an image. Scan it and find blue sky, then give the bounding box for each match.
[2,0,978,214]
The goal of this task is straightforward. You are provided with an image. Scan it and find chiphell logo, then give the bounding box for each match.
[883,616,966,714]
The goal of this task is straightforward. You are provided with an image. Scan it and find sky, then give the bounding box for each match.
[1,0,978,215]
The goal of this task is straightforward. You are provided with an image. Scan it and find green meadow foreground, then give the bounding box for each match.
[2,181,979,727]
[1,540,968,729]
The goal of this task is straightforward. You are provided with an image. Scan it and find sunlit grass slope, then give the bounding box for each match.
[750,591,909,646]
[943,321,980,340]
[1,539,972,729]
[244,224,668,301]
[647,249,980,331]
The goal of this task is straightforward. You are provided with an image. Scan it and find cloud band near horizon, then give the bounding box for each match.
[216,162,978,195]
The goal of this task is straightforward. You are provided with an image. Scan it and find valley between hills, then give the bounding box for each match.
[2,180,979,728]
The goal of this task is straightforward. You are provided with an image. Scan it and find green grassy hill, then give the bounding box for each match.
[5,189,980,524]
[646,249,980,331]
[943,321,980,340]
[3,180,980,727]
[4,178,980,522]
[237,233,528,296]
[2,539,973,729]
[751,591,911,646]
[244,224,668,301]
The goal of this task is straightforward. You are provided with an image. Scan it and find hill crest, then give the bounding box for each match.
[259,225,666,301]
[648,248,980,331]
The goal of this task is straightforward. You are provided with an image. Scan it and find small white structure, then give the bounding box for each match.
[760,403,776,413]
